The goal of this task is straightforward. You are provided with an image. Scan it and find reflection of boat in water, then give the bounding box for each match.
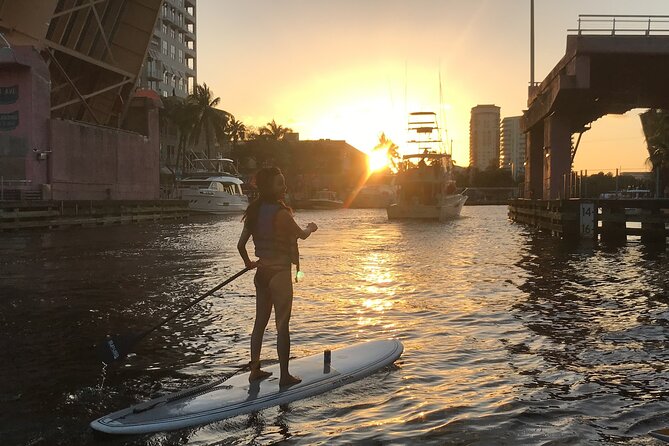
[177,158,248,214]
[387,112,467,220]
[308,189,344,210]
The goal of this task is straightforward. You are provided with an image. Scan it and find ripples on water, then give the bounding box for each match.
[1,206,669,445]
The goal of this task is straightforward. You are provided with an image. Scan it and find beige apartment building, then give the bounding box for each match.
[500,116,526,181]
[137,0,196,98]
[469,104,500,170]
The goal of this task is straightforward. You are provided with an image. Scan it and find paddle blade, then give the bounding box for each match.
[96,334,137,364]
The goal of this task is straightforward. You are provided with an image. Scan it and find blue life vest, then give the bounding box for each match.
[252,203,295,263]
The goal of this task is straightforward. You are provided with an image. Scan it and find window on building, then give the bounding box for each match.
[162,23,167,34]
[163,71,169,84]
[170,44,175,60]
[162,40,168,55]
[178,49,183,64]
[170,28,175,39]
[163,3,168,17]
[178,31,183,42]
[162,90,168,97]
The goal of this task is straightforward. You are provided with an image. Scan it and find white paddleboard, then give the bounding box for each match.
[650,429,669,442]
[91,339,403,435]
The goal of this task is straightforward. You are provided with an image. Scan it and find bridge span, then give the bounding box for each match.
[523,15,669,199]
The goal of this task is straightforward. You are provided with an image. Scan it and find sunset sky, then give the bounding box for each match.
[198,0,668,173]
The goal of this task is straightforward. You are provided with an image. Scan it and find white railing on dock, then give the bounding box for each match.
[569,15,669,36]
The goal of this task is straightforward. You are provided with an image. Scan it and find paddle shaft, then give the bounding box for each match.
[135,267,252,344]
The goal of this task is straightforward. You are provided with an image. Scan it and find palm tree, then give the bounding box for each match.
[226,117,247,147]
[161,95,197,177]
[377,132,400,172]
[259,119,293,141]
[189,83,231,158]
[640,108,669,196]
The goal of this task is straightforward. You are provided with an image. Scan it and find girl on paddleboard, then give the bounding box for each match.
[237,167,318,387]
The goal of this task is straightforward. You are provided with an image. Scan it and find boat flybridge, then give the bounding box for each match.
[177,158,248,215]
[386,112,467,220]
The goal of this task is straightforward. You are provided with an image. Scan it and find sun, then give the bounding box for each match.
[368,149,390,172]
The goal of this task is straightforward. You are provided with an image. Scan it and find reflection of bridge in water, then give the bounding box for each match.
[523,15,669,200]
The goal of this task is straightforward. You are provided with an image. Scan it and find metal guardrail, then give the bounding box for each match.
[569,15,669,36]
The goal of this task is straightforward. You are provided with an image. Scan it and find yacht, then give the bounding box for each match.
[350,184,397,208]
[177,158,248,214]
[307,189,344,210]
[387,112,467,220]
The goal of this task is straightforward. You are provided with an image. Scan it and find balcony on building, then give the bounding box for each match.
[185,23,195,39]
[163,8,177,26]
[185,54,196,71]
[185,4,195,19]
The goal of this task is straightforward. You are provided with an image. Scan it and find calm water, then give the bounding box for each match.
[2,206,669,445]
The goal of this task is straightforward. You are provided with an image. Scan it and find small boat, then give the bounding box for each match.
[599,189,653,215]
[350,184,397,209]
[308,189,344,210]
[387,112,467,221]
[177,158,248,214]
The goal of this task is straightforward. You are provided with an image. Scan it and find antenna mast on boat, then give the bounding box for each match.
[404,60,408,125]
[438,65,448,155]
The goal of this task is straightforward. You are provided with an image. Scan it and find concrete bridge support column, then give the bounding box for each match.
[524,123,543,199]
[543,114,572,199]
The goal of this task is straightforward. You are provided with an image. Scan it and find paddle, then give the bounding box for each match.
[97,267,251,364]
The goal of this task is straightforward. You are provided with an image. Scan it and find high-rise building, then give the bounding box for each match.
[469,105,501,170]
[138,0,196,98]
[500,116,526,181]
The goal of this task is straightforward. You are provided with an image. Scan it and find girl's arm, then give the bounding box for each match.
[277,209,318,240]
[237,227,257,268]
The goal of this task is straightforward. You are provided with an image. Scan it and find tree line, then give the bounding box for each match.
[161,83,294,175]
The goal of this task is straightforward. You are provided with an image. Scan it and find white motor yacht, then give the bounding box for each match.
[177,158,248,214]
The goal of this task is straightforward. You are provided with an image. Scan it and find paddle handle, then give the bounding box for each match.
[134,267,251,345]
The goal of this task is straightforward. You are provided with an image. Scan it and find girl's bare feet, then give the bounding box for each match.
[249,368,272,382]
[279,374,301,387]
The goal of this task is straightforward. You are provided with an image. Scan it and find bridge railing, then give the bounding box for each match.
[569,15,669,36]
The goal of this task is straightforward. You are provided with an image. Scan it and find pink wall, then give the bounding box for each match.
[0,46,50,188]
[0,46,161,201]
[50,115,160,200]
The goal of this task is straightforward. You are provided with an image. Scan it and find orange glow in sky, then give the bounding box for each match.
[198,0,666,173]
